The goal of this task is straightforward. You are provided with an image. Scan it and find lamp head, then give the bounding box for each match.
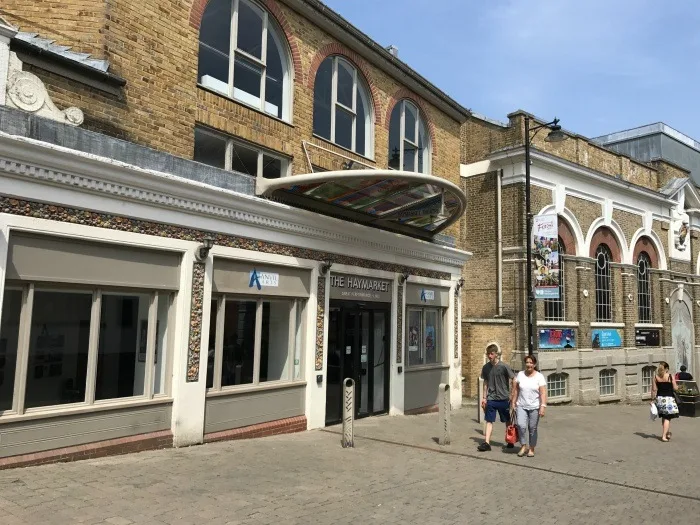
[545,122,567,143]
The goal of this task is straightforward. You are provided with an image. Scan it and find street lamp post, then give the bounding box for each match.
[524,115,567,359]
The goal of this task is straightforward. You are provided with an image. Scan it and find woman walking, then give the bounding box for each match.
[651,361,679,442]
[510,355,547,457]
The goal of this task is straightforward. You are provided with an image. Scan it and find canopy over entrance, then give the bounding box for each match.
[257,170,467,240]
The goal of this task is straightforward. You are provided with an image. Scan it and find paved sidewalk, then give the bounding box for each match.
[0,405,698,524]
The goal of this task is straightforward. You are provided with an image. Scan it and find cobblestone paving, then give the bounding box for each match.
[1,405,698,524]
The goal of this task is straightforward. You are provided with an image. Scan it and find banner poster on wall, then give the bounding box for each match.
[538,328,576,350]
[592,329,623,348]
[532,214,560,299]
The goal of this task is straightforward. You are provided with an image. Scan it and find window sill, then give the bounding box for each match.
[311,133,376,164]
[405,363,449,373]
[206,380,306,397]
[599,395,621,403]
[537,321,579,328]
[0,396,173,425]
[197,84,294,128]
[547,396,571,405]
[590,322,625,328]
[635,323,663,329]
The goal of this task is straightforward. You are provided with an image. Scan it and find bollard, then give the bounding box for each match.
[438,383,451,445]
[342,378,355,448]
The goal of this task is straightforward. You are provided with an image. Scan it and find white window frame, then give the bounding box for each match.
[599,368,616,396]
[198,0,292,121]
[1,283,175,418]
[641,366,655,395]
[547,372,568,398]
[314,56,373,158]
[637,252,652,323]
[207,294,304,392]
[406,306,443,367]
[194,126,290,179]
[389,100,431,174]
[595,244,613,322]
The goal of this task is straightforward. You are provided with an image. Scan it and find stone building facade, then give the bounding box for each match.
[460,110,700,405]
[0,1,470,468]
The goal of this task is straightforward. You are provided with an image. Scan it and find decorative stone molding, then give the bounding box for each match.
[186,262,206,382]
[315,276,326,371]
[396,284,404,363]
[6,68,84,126]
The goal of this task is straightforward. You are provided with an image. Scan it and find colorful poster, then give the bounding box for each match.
[532,214,560,299]
[538,328,576,350]
[592,329,622,348]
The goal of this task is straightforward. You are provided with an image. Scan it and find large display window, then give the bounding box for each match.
[405,284,449,367]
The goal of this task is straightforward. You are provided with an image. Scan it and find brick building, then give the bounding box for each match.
[460,110,700,405]
[0,1,471,467]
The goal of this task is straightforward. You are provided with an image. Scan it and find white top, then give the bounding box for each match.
[516,371,546,409]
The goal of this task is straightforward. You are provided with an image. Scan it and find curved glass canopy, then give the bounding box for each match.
[257,170,467,239]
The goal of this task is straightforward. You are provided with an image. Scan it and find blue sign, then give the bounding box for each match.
[248,269,262,290]
[538,328,576,350]
[592,329,622,348]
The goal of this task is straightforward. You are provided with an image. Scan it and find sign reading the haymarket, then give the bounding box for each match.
[532,214,560,299]
[330,274,392,302]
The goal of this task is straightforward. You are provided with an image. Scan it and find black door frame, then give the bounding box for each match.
[325,299,390,424]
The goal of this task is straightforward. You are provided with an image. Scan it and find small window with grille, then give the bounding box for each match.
[637,252,652,323]
[547,373,568,398]
[595,244,613,322]
[599,368,616,396]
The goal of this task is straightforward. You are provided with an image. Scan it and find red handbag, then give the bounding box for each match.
[505,409,519,445]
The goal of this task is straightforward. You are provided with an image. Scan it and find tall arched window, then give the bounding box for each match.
[595,244,613,322]
[544,237,565,321]
[388,100,430,173]
[198,0,291,121]
[313,56,372,157]
[637,252,652,323]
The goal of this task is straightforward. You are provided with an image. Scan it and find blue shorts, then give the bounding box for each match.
[485,399,510,423]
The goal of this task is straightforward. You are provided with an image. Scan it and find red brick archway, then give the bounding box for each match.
[633,236,659,268]
[558,216,576,255]
[383,89,438,157]
[189,0,303,83]
[589,226,622,262]
[306,43,380,123]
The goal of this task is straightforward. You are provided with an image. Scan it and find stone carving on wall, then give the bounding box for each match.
[671,206,690,260]
[5,55,84,126]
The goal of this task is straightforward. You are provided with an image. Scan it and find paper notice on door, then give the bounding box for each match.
[361,354,367,363]
[361,345,367,354]
[345,346,352,354]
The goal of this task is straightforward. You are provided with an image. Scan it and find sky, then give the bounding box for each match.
[322,0,700,140]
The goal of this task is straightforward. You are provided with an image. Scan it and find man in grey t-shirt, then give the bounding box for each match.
[478,344,515,452]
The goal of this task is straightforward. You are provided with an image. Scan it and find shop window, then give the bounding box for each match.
[0,284,175,414]
[595,244,613,322]
[547,373,568,399]
[599,368,616,396]
[641,365,655,395]
[406,307,442,366]
[388,100,430,173]
[0,289,23,412]
[637,252,652,323]
[544,239,565,321]
[313,56,372,157]
[194,127,289,179]
[208,295,305,390]
[198,0,291,121]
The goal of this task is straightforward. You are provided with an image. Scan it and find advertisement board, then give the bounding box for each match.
[538,328,576,350]
[592,329,623,348]
[532,214,560,299]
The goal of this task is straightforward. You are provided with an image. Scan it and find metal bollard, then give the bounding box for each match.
[342,378,355,448]
[438,383,451,445]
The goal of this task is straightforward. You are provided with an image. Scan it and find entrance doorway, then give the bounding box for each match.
[325,301,390,425]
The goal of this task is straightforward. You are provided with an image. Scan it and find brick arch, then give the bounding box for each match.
[384,89,439,157]
[306,43,380,123]
[633,236,659,268]
[558,216,576,255]
[189,0,303,83]
[589,226,622,262]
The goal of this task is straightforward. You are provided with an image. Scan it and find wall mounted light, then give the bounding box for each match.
[195,236,215,262]
[320,260,333,275]
[582,289,589,298]
[455,278,465,293]
[398,272,410,284]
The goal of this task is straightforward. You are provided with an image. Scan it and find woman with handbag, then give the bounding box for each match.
[510,354,547,457]
[650,361,679,442]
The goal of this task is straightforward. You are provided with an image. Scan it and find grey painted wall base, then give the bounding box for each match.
[404,366,449,411]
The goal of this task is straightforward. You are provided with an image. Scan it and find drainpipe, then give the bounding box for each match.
[497,168,503,317]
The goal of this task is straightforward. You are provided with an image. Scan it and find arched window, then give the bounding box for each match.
[637,252,652,323]
[595,244,613,322]
[547,373,568,399]
[599,368,616,396]
[388,100,430,173]
[544,237,565,321]
[313,56,372,157]
[198,0,291,121]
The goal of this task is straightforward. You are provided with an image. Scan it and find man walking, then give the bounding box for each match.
[478,344,515,451]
